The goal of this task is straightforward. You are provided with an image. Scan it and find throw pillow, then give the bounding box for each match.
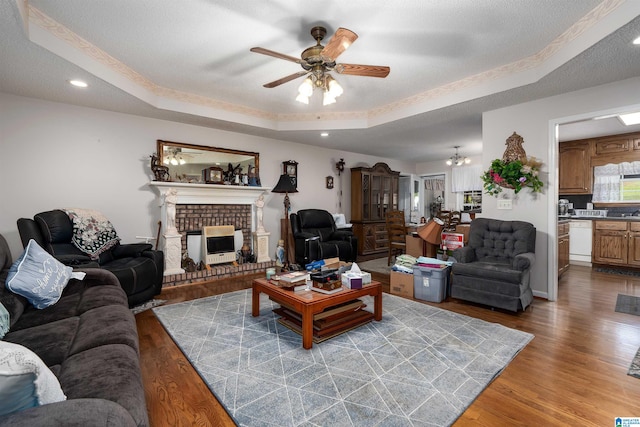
[0,301,9,339]
[0,340,66,416]
[6,239,73,309]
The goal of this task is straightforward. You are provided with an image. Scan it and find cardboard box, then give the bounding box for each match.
[390,271,414,299]
[406,234,423,257]
[455,224,470,244]
[441,232,464,250]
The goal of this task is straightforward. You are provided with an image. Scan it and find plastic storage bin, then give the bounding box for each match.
[413,265,451,303]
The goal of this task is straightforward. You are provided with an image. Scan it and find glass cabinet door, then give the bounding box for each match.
[362,173,370,220]
[372,175,381,220]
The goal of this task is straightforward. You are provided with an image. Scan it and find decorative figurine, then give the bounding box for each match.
[255,195,265,232]
[502,132,528,162]
[163,188,179,234]
[150,154,170,182]
[276,239,285,267]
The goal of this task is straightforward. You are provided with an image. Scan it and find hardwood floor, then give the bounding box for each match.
[136,265,640,426]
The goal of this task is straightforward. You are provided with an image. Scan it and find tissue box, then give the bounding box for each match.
[341,272,363,289]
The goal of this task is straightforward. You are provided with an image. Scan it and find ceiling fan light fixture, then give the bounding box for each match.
[323,90,336,106]
[298,78,313,97]
[295,93,309,104]
[325,75,343,98]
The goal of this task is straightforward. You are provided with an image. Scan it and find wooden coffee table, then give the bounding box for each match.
[252,278,383,349]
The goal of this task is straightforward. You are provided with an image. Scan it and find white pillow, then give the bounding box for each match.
[0,341,66,416]
[6,239,73,309]
[0,301,9,339]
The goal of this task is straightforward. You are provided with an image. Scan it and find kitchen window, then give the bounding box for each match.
[620,174,640,201]
[593,161,640,202]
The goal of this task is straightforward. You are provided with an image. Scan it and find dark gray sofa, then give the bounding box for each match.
[449,218,536,312]
[0,234,148,426]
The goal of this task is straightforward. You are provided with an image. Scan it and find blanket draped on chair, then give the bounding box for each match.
[63,208,119,259]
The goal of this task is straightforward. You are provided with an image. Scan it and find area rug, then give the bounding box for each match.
[153,290,533,426]
[629,348,640,379]
[596,267,640,278]
[357,257,392,275]
[131,298,166,315]
[615,294,640,316]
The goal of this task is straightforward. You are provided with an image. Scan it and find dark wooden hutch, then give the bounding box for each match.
[350,162,400,256]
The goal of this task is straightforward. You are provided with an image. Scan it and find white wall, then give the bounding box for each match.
[482,76,640,299]
[0,92,415,260]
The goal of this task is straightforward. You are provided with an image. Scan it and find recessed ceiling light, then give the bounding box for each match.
[320,132,329,137]
[633,36,640,45]
[619,112,640,126]
[69,80,88,88]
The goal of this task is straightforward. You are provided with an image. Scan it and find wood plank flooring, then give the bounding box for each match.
[136,265,640,426]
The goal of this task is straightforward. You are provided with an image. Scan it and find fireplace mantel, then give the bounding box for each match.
[149,181,271,275]
[148,181,270,205]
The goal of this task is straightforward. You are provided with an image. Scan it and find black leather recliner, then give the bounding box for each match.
[17,209,164,307]
[290,209,357,266]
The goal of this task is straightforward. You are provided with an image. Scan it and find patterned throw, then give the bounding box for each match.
[63,208,119,260]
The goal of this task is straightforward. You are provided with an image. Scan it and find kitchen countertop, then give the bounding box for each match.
[559,216,640,221]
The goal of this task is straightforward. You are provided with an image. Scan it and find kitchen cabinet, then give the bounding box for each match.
[558,221,570,277]
[593,220,640,267]
[351,162,400,256]
[559,140,592,194]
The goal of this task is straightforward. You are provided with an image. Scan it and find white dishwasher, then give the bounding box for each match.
[569,220,592,265]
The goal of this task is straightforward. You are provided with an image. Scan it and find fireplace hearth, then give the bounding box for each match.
[148,182,275,287]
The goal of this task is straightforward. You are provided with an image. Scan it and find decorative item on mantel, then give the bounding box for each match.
[481,132,544,196]
[150,154,170,182]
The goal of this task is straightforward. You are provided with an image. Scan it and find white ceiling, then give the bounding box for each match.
[2,1,640,162]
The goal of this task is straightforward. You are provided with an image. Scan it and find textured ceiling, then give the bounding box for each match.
[2,1,640,162]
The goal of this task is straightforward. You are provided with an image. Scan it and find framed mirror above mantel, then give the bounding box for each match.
[157,139,259,184]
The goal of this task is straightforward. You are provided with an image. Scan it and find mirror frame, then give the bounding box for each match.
[157,139,259,182]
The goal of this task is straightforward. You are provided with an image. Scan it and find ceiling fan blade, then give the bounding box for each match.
[250,47,301,64]
[321,28,358,62]
[263,71,309,88]
[335,63,390,78]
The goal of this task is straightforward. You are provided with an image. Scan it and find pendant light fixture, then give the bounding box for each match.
[446,146,470,166]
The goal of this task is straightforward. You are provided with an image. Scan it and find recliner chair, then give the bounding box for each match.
[290,209,357,266]
[17,209,164,307]
[449,218,536,312]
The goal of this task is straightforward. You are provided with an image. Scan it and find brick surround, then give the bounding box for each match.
[162,203,275,287]
[176,204,252,253]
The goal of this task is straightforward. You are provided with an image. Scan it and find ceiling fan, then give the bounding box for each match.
[250,26,390,98]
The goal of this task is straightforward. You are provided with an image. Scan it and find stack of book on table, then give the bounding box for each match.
[274,271,309,291]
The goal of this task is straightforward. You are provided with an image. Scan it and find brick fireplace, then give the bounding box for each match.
[148,182,275,287]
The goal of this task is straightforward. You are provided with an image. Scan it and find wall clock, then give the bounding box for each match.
[202,166,224,184]
[283,160,298,188]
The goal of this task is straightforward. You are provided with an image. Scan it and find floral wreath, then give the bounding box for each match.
[481,132,544,196]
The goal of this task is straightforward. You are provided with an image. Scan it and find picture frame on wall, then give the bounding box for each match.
[283,160,298,188]
[326,176,334,189]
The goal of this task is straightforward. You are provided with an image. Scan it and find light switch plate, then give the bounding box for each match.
[497,199,512,210]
